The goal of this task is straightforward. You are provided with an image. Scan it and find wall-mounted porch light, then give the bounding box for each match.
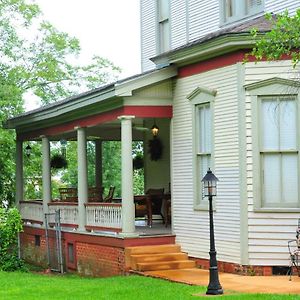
[151,121,159,137]
[60,139,67,158]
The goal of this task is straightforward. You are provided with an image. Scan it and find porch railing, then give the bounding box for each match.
[48,202,78,228]
[85,203,122,231]
[20,201,44,224]
[20,201,122,232]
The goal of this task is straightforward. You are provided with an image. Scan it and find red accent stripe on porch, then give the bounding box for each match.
[19,105,172,140]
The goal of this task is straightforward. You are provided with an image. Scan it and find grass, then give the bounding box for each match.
[1,271,300,300]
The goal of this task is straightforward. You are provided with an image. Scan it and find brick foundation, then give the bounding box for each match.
[20,226,175,277]
[191,257,273,276]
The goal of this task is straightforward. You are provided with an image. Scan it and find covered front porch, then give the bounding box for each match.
[7,66,177,237]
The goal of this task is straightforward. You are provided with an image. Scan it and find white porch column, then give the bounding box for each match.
[41,136,51,214]
[77,127,88,231]
[118,115,136,236]
[15,139,24,208]
[95,140,102,189]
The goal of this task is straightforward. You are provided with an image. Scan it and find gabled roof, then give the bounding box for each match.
[4,65,177,130]
[152,15,274,66]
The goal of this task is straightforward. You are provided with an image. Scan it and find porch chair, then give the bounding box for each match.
[145,188,164,227]
[88,187,103,202]
[103,186,115,202]
[288,219,300,280]
[59,187,77,202]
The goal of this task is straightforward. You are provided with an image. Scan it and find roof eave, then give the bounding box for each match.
[151,33,260,67]
[4,65,178,130]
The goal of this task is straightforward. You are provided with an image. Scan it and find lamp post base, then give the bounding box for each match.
[206,260,223,295]
[206,288,224,295]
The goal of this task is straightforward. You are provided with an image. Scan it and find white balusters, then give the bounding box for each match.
[19,201,122,232]
[86,203,122,230]
[20,201,44,224]
[48,204,78,226]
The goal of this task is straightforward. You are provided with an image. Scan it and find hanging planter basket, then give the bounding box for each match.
[133,155,144,170]
[50,154,68,169]
[148,137,163,161]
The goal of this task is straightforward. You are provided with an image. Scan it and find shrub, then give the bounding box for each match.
[0,207,26,271]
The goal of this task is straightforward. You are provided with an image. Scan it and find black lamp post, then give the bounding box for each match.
[201,168,223,295]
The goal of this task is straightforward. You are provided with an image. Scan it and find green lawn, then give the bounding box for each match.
[0,271,299,300]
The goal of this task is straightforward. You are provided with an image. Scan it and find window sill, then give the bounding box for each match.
[253,207,300,213]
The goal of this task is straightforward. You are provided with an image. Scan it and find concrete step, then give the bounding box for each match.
[130,252,188,269]
[136,260,196,272]
[125,244,181,256]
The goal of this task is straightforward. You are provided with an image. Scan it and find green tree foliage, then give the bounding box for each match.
[250,10,300,67]
[0,207,25,271]
[0,0,121,205]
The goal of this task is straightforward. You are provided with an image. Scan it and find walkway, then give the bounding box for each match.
[144,268,300,294]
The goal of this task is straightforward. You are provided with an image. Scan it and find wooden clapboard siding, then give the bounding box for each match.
[170,0,188,49]
[244,60,300,266]
[172,64,241,264]
[140,0,157,72]
[265,0,299,14]
[188,0,219,42]
[141,1,300,72]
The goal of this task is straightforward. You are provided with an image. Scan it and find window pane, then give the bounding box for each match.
[198,155,211,201]
[282,154,298,204]
[198,105,211,153]
[247,0,262,11]
[261,99,279,150]
[158,0,169,20]
[280,99,297,150]
[224,0,235,20]
[262,154,281,205]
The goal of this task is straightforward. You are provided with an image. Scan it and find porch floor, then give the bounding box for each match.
[135,219,172,236]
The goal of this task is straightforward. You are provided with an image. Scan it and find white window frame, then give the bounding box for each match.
[245,77,300,212]
[260,96,298,208]
[188,86,216,210]
[156,0,170,54]
[220,0,264,25]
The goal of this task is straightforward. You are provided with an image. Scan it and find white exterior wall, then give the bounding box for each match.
[170,0,188,49]
[265,0,299,14]
[140,0,157,72]
[172,65,241,264]
[187,0,219,42]
[245,60,300,266]
[141,0,300,72]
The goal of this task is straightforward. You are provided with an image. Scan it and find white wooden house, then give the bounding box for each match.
[4,0,300,276]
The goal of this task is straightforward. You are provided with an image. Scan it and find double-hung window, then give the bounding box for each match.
[157,0,170,54]
[197,104,212,204]
[260,96,299,208]
[221,0,264,24]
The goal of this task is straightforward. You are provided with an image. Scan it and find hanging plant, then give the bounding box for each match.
[50,154,68,169]
[148,137,163,161]
[133,154,144,170]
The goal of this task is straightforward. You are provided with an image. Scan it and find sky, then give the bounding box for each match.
[34,0,141,79]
